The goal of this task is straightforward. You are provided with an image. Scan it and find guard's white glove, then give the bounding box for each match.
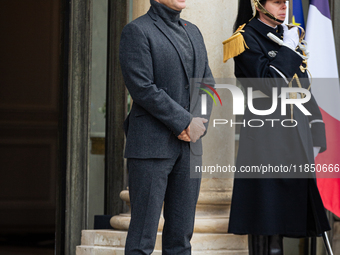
[282,24,299,50]
[313,146,321,159]
[267,31,308,60]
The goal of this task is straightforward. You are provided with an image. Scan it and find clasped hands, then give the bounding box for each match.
[177,117,208,143]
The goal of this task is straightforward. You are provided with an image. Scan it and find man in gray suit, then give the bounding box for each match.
[119,0,214,254]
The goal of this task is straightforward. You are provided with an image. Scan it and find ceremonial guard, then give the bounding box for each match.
[223,0,330,254]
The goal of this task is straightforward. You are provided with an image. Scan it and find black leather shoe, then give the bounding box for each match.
[248,234,268,255]
[268,234,283,255]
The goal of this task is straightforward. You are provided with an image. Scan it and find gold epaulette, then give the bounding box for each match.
[223,23,249,63]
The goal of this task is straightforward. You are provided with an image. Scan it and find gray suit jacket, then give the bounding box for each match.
[120,7,213,159]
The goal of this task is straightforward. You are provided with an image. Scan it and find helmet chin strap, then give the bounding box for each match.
[254,0,285,24]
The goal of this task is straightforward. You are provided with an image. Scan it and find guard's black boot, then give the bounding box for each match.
[268,234,283,255]
[248,235,268,255]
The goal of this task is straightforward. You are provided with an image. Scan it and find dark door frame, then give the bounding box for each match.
[57,0,128,254]
[104,0,128,216]
[57,0,92,254]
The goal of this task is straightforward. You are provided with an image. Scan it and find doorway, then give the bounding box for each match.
[0,0,62,254]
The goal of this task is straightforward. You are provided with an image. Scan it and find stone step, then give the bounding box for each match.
[81,230,127,247]
[76,246,248,255]
[111,215,230,233]
[80,230,248,251]
[192,232,247,250]
[76,246,127,255]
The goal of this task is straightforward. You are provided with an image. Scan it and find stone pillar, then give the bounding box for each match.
[77,0,247,254]
[180,0,238,235]
[132,0,150,20]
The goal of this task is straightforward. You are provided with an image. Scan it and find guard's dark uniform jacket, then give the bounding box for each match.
[228,18,331,237]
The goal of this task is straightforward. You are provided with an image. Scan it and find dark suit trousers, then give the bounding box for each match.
[125,142,201,255]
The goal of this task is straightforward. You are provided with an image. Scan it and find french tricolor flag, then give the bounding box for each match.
[305,0,340,217]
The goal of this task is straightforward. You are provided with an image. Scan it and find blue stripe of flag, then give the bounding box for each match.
[292,0,305,29]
